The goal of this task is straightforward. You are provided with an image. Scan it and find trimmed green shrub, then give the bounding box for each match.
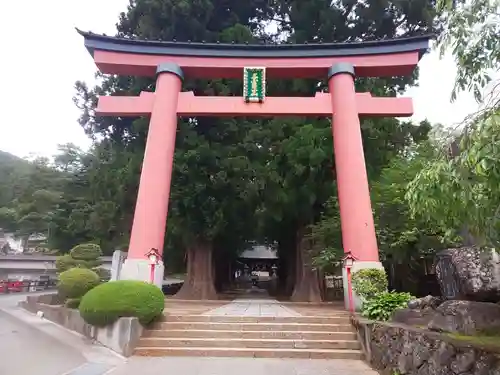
[57,268,101,299]
[93,267,111,281]
[361,291,414,321]
[79,280,165,327]
[55,254,79,273]
[352,268,388,300]
[70,243,103,261]
[65,298,81,309]
[55,243,103,274]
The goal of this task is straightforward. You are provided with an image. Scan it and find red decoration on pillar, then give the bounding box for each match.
[146,248,162,284]
[342,252,358,314]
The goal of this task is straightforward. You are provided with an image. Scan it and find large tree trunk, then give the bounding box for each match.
[291,228,322,302]
[283,241,297,297]
[174,240,218,300]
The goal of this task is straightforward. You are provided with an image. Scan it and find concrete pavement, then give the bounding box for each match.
[0,309,87,375]
[0,293,123,375]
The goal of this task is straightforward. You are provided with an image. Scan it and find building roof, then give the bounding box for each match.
[77,29,431,60]
[240,245,278,260]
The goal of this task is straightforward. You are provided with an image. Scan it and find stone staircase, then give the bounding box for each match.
[134,313,363,359]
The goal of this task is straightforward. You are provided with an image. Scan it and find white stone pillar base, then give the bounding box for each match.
[119,258,165,289]
[342,261,384,311]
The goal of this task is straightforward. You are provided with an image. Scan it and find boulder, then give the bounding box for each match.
[392,296,443,327]
[435,247,500,302]
[408,295,444,310]
[392,308,436,327]
[428,300,500,335]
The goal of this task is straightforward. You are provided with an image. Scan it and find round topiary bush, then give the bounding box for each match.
[78,280,165,327]
[70,243,103,261]
[352,268,388,301]
[57,268,101,299]
[55,254,79,273]
[65,298,81,309]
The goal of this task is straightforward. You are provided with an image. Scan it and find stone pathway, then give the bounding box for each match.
[108,357,378,375]
[202,298,301,317]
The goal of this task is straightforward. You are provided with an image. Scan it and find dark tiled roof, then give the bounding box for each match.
[77,28,432,59]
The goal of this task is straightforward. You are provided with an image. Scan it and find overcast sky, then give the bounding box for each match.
[0,0,480,159]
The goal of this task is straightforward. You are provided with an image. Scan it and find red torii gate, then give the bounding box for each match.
[79,30,430,303]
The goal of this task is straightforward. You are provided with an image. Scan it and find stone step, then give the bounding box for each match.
[133,346,364,359]
[137,337,361,350]
[152,321,354,332]
[161,314,350,324]
[144,329,357,340]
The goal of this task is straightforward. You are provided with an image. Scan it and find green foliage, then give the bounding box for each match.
[65,298,81,309]
[70,243,103,261]
[93,267,111,281]
[55,243,103,273]
[55,254,79,273]
[352,269,388,300]
[57,268,100,299]
[437,0,500,103]
[406,0,500,248]
[407,115,500,247]
[361,291,414,321]
[79,280,165,327]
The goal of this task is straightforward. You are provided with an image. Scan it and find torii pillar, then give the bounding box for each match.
[119,63,183,286]
[328,63,384,309]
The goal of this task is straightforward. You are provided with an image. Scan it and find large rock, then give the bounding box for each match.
[428,300,500,335]
[392,296,444,327]
[392,308,436,327]
[435,247,500,302]
[408,295,443,310]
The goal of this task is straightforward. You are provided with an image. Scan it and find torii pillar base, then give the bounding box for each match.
[120,259,165,288]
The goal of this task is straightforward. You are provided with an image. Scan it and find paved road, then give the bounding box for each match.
[0,293,121,375]
[0,309,86,375]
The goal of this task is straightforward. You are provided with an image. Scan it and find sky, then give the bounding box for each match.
[0,0,481,159]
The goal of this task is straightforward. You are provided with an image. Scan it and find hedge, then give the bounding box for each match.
[79,280,165,327]
[57,268,101,299]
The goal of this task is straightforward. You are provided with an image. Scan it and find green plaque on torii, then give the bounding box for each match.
[243,67,266,103]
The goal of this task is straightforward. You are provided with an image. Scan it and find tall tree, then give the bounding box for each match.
[74,0,277,299]
[256,0,442,301]
[406,0,500,247]
[73,0,444,300]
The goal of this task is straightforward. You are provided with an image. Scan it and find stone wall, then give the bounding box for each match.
[353,317,500,375]
[20,293,143,357]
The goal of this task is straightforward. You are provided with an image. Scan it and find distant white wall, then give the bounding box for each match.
[3,233,23,252]
[0,255,112,280]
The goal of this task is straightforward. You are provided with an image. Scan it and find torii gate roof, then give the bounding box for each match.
[77,29,432,79]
